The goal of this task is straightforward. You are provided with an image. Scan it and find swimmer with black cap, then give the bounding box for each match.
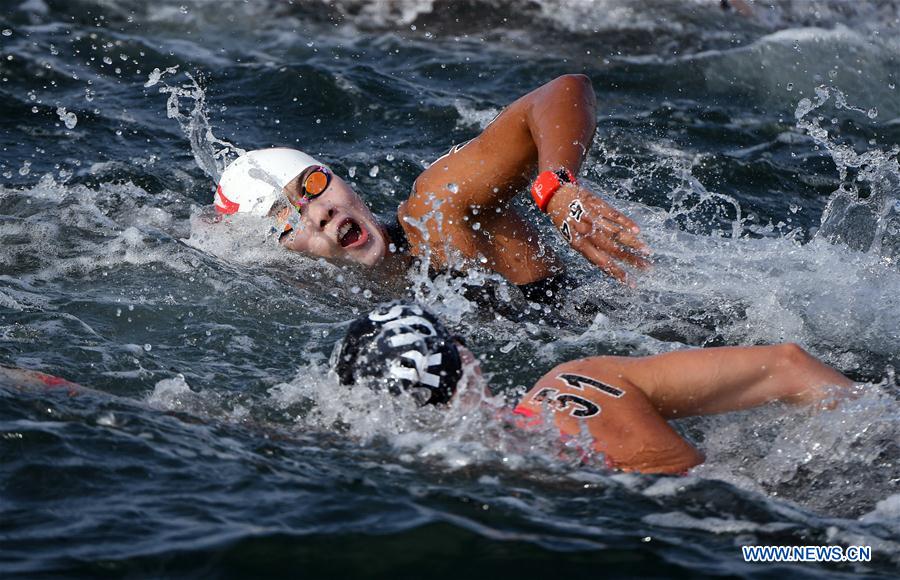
[336,301,858,474]
[214,75,650,300]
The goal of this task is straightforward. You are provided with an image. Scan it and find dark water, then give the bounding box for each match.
[2,0,900,577]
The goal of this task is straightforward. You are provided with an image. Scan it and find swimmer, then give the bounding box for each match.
[213,75,650,300]
[335,301,857,474]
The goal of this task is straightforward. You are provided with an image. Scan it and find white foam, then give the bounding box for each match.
[643,512,764,534]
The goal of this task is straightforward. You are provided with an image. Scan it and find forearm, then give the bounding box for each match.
[526,74,597,175]
[620,344,855,419]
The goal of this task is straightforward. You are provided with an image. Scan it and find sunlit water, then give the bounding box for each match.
[1,1,899,577]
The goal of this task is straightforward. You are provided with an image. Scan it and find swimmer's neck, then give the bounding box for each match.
[375,221,414,277]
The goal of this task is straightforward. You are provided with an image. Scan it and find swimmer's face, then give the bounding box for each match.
[454,342,493,407]
[276,170,387,266]
[456,344,482,379]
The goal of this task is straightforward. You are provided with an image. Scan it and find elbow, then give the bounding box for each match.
[777,342,814,371]
[548,74,596,118]
[551,73,594,94]
[553,74,593,97]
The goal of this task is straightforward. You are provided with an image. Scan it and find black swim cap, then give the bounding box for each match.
[335,301,463,406]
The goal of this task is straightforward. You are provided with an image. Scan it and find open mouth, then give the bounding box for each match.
[337,217,367,248]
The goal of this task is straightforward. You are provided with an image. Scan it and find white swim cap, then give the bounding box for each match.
[214,148,327,216]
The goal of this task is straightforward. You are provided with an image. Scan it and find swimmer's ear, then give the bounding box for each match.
[267,197,290,218]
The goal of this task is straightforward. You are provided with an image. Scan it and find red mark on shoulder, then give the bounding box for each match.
[512,405,536,418]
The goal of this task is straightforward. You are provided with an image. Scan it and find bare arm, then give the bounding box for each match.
[516,344,853,473]
[400,75,648,284]
[612,343,855,419]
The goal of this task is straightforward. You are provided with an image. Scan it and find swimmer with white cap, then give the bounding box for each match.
[214,75,651,300]
[336,301,859,474]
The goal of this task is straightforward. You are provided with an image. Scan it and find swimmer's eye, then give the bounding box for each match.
[288,166,332,214]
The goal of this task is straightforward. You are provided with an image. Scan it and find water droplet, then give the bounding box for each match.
[18,161,31,176]
[116,308,122,317]
[867,107,878,119]
[789,204,800,214]
[1,29,12,37]
[350,286,361,294]
[386,154,395,161]
[363,289,372,298]
[103,56,112,65]
[828,69,838,79]
[368,165,379,177]
[31,106,38,113]
[56,107,78,129]
[50,45,58,56]
[447,183,459,193]
[180,5,189,13]
[472,222,481,230]
[786,82,794,92]
[143,344,152,352]
[348,166,356,178]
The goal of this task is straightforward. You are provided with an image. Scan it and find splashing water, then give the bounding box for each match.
[796,85,900,260]
[5,1,900,575]
[149,67,243,181]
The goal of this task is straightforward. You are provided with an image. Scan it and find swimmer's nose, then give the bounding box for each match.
[306,202,336,230]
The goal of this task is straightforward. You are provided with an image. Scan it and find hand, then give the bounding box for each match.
[546,183,650,284]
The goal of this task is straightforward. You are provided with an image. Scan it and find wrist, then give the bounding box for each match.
[545,183,578,223]
[531,168,576,212]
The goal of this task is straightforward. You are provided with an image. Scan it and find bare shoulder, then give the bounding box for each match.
[518,357,635,416]
[517,357,704,474]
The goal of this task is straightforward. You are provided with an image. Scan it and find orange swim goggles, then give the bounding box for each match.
[278,165,332,241]
[291,165,332,213]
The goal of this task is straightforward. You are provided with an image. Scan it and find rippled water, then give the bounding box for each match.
[2,0,900,577]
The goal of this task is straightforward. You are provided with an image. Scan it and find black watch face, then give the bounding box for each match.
[554,169,572,183]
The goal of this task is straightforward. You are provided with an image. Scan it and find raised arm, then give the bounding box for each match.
[400,75,649,284]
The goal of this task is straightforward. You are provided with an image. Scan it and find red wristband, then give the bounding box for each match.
[531,168,576,212]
